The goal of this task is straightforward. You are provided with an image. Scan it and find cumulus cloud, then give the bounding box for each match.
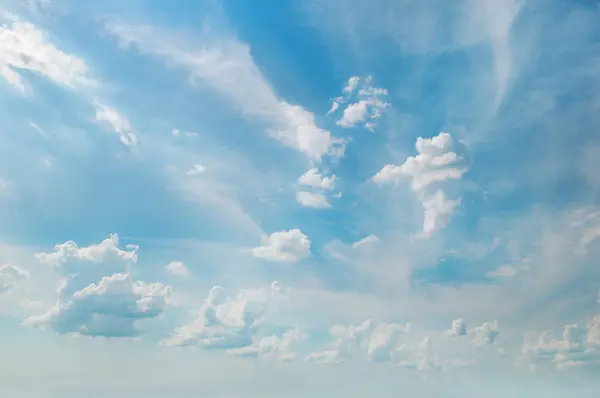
[25,273,172,338]
[252,229,311,262]
[472,321,499,345]
[296,168,338,209]
[166,261,189,277]
[296,191,331,209]
[26,234,172,338]
[298,168,336,191]
[373,132,468,237]
[163,281,293,360]
[328,76,389,132]
[448,318,467,337]
[521,315,600,370]
[0,264,30,295]
[106,22,342,161]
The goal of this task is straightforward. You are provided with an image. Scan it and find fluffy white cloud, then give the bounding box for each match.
[252,229,311,262]
[521,315,600,370]
[329,76,389,132]
[0,21,93,92]
[373,132,467,237]
[296,191,331,209]
[298,168,336,191]
[166,261,189,277]
[472,321,500,345]
[25,273,172,337]
[0,264,30,295]
[95,103,138,146]
[305,320,375,363]
[163,281,291,359]
[26,234,172,338]
[106,23,342,161]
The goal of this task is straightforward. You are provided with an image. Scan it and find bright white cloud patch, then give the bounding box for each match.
[374,132,467,237]
[298,168,336,191]
[296,191,331,209]
[0,264,30,295]
[351,235,379,249]
[166,261,189,277]
[0,21,93,92]
[329,76,389,132]
[252,229,311,262]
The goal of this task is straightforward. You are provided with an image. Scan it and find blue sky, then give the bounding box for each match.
[1,0,600,396]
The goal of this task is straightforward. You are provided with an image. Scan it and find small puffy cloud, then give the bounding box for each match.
[166,261,189,277]
[0,264,30,295]
[472,321,500,345]
[95,102,138,146]
[306,320,374,363]
[448,318,467,337]
[351,235,379,249]
[24,273,173,338]
[252,229,311,262]
[298,168,336,191]
[296,191,331,209]
[329,76,389,132]
[186,164,206,176]
[163,281,291,359]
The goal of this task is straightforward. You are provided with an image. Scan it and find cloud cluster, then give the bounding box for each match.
[373,132,468,237]
[163,281,299,360]
[252,229,311,262]
[25,234,173,337]
[327,76,389,132]
[296,168,338,209]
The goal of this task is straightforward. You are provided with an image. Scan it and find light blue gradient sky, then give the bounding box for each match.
[1,0,600,397]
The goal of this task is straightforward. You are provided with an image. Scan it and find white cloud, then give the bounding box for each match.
[373,132,466,190]
[373,132,467,237]
[0,264,30,295]
[471,321,499,345]
[296,191,331,209]
[521,315,600,370]
[24,234,171,338]
[106,22,341,161]
[448,318,467,337]
[24,273,173,337]
[166,261,189,277]
[0,21,93,91]
[420,190,461,238]
[351,235,379,249]
[227,327,306,361]
[95,103,138,146]
[186,164,206,176]
[252,229,311,262]
[163,281,288,355]
[298,168,336,191]
[331,76,389,132]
